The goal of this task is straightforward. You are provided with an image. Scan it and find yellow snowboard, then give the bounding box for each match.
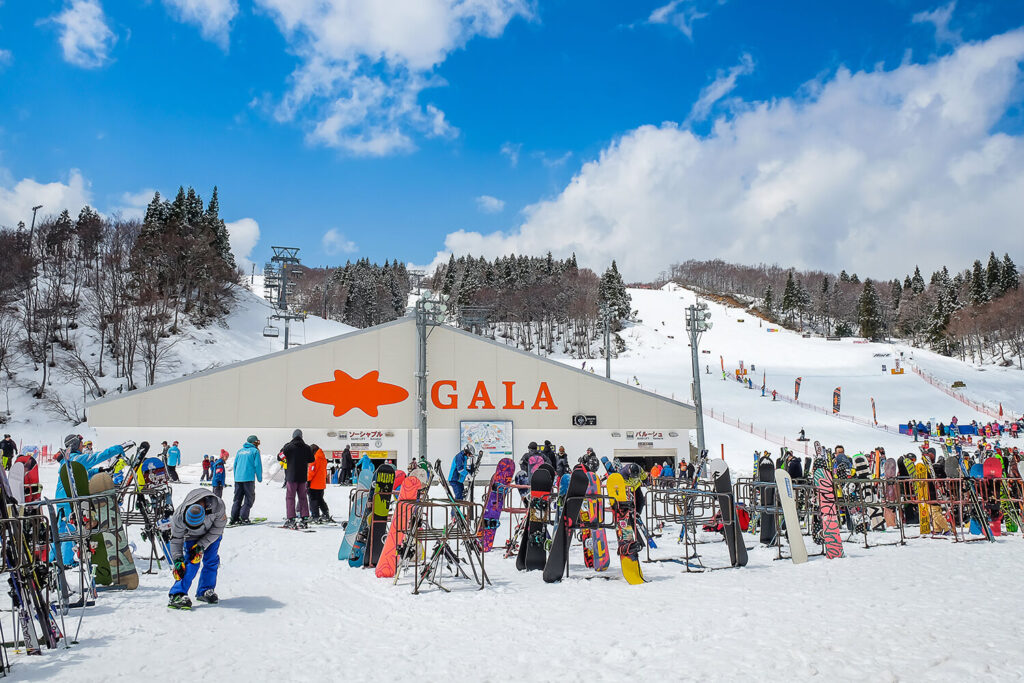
[606,473,644,585]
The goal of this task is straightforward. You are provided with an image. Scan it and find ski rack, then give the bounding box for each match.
[121,484,174,573]
[643,483,725,571]
[500,484,530,559]
[394,498,489,594]
[558,492,617,579]
[0,504,69,658]
[830,476,905,549]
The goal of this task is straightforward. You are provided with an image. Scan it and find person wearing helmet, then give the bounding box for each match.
[230,435,263,525]
[166,440,182,482]
[211,450,229,499]
[167,487,227,610]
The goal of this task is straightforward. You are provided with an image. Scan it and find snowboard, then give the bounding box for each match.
[339,464,375,561]
[601,456,617,478]
[983,457,1003,537]
[516,465,553,571]
[757,456,777,545]
[812,457,844,559]
[581,472,598,568]
[774,469,808,564]
[60,460,116,584]
[88,472,139,589]
[9,462,24,504]
[709,459,747,567]
[606,472,644,584]
[367,464,397,566]
[543,467,590,583]
[882,458,898,528]
[969,463,986,535]
[478,458,515,552]
[375,475,422,578]
[581,472,610,571]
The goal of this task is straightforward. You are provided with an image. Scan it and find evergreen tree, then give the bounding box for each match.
[889,279,902,309]
[1001,253,1019,292]
[970,259,988,305]
[910,266,925,295]
[781,271,797,323]
[849,273,860,284]
[599,261,631,321]
[762,284,774,314]
[857,279,884,339]
[903,275,912,291]
[205,187,236,271]
[839,270,850,283]
[986,251,1003,298]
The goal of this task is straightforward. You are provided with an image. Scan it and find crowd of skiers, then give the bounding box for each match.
[906,416,1024,442]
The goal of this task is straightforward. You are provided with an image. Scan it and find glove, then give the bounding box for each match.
[172,559,186,581]
[122,440,136,451]
[188,544,204,564]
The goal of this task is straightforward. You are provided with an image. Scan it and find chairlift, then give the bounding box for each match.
[262,320,280,338]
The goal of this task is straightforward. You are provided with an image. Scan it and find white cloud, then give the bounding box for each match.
[475,195,505,213]
[109,188,158,220]
[688,52,754,122]
[254,0,531,155]
[0,49,11,69]
[423,30,1024,281]
[49,0,116,69]
[0,169,92,229]
[500,141,521,167]
[913,1,961,46]
[321,228,357,256]
[537,151,573,168]
[226,217,261,273]
[648,0,721,40]
[161,0,238,49]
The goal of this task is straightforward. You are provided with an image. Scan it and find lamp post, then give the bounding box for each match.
[685,302,713,454]
[600,302,611,379]
[28,204,42,248]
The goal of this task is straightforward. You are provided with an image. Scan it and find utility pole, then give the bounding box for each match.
[600,302,611,379]
[28,204,42,246]
[686,302,713,455]
[415,296,446,462]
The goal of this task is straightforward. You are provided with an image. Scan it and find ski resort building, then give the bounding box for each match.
[87,316,696,473]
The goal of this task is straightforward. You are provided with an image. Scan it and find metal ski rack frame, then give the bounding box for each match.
[500,484,530,559]
[643,483,720,570]
[395,498,488,594]
[558,491,617,579]
[121,484,174,573]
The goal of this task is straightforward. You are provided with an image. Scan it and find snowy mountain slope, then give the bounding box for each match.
[5,285,354,450]
[584,284,1022,475]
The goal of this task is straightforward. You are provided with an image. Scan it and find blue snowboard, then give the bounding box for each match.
[338,465,375,561]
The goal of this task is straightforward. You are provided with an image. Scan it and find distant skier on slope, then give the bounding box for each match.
[168,487,227,610]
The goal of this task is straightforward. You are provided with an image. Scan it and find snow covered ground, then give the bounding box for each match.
[19,462,1024,682]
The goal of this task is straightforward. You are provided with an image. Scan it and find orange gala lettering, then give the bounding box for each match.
[468,381,496,409]
[502,381,524,410]
[431,380,458,409]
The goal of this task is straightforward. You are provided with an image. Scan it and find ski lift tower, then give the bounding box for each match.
[685,302,712,456]
[263,246,306,350]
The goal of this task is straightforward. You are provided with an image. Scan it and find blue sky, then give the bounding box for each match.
[1,1,1023,280]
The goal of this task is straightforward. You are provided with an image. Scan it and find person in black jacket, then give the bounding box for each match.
[339,445,354,485]
[280,429,314,528]
[541,440,556,469]
[0,434,16,470]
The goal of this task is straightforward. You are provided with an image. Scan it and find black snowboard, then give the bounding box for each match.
[543,466,591,583]
[710,460,747,567]
[517,466,553,571]
[758,457,777,545]
[367,464,396,567]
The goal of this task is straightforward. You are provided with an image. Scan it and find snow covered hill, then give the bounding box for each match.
[589,284,1023,475]
[5,285,354,451]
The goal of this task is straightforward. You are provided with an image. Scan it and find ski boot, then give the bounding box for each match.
[168,594,192,610]
[196,589,219,605]
[282,518,297,530]
[299,517,310,529]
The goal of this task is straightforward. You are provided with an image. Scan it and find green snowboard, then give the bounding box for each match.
[89,472,139,589]
[60,461,114,585]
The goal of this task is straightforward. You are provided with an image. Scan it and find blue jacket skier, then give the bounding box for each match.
[211,450,228,498]
[229,436,263,525]
[166,441,182,482]
[54,434,130,565]
[448,446,472,499]
[168,487,227,609]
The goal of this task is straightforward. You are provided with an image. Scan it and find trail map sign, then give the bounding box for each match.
[460,420,514,460]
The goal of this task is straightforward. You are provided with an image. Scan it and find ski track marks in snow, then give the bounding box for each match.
[16,464,1024,682]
